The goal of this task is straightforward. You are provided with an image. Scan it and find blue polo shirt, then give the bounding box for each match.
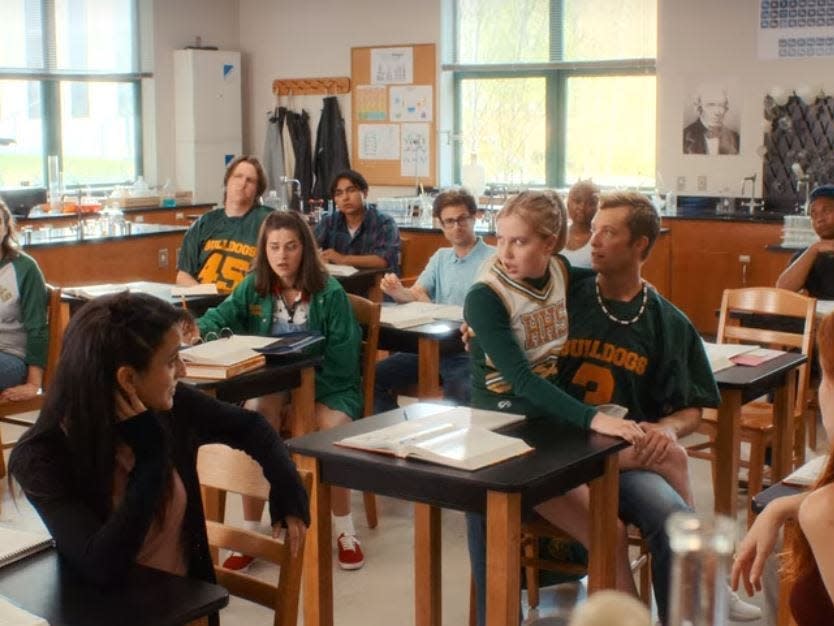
[417,237,495,305]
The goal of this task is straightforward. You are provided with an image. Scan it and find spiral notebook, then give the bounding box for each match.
[0,527,53,569]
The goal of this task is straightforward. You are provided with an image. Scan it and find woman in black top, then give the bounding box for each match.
[9,293,308,597]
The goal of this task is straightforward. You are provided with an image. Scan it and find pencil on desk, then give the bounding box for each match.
[180,295,188,310]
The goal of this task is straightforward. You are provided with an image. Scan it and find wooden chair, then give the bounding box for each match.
[347,293,382,529]
[686,287,816,527]
[0,285,66,478]
[521,518,652,609]
[468,519,652,626]
[197,443,311,626]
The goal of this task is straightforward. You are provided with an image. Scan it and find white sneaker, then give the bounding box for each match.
[727,588,761,622]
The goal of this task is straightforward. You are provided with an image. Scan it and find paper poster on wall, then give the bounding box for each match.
[356,85,388,121]
[358,124,400,160]
[390,85,433,122]
[758,0,834,59]
[400,123,430,178]
[370,47,414,85]
[682,79,741,156]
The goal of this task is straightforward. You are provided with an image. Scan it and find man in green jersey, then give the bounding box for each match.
[177,156,274,293]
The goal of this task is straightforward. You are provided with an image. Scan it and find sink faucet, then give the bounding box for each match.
[739,173,763,214]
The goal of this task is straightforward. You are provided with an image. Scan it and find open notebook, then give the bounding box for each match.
[336,406,532,470]
[0,527,53,569]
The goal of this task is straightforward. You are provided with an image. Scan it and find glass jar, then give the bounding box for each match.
[666,512,735,626]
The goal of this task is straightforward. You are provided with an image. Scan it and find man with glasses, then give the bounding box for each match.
[777,185,834,299]
[374,188,494,412]
[315,169,400,270]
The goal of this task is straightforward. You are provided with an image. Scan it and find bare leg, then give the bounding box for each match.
[241,392,289,522]
[618,443,694,507]
[316,402,352,516]
[533,485,638,597]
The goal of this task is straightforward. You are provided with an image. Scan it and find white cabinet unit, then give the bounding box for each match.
[174,49,242,206]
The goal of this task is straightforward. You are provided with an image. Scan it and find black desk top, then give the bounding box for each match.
[377,319,464,354]
[713,352,807,392]
[0,549,228,626]
[61,281,226,316]
[751,482,803,514]
[185,354,321,403]
[287,403,627,514]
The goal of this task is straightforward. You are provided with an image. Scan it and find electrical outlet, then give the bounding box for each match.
[697,175,707,191]
[676,176,686,192]
[158,248,169,268]
[739,254,751,263]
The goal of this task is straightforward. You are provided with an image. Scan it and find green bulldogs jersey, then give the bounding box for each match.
[177,205,274,293]
[555,276,719,422]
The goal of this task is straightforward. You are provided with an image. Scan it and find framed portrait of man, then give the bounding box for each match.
[683,81,741,156]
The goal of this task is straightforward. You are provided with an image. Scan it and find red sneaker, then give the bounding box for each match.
[337,533,364,570]
[222,553,255,571]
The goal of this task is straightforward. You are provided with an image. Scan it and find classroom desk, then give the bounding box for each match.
[334,268,386,302]
[287,403,627,626]
[712,352,806,518]
[61,281,226,317]
[185,354,322,437]
[377,319,464,398]
[0,549,228,626]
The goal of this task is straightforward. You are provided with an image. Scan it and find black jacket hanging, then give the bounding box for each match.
[286,108,313,211]
[312,96,351,202]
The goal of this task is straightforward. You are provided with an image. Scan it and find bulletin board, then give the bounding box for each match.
[350,43,436,187]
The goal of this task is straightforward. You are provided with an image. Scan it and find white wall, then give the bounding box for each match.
[658,0,834,197]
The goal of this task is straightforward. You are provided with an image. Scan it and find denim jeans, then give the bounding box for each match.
[373,352,472,414]
[465,469,691,626]
[0,351,26,391]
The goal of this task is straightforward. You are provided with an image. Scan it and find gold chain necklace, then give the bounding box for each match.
[595,276,648,326]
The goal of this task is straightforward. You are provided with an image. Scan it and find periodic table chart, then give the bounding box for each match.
[759,0,834,58]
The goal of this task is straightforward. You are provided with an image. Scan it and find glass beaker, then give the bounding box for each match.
[666,512,734,626]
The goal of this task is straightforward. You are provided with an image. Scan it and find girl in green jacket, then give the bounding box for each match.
[196,210,366,571]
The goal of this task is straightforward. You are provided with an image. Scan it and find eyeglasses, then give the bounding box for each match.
[333,186,359,198]
[440,215,473,228]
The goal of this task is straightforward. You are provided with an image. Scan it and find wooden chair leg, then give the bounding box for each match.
[523,535,540,609]
[0,430,6,479]
[639,547,651,606]
[795,412,806,469]
[807,406,818,452]
[363,492,378,529]
[747,432,767,529]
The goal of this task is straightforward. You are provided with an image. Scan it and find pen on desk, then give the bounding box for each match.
[180,295,188,310]
[403,408,410,421]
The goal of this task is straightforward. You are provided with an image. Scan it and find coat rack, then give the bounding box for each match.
[272,77,351,96]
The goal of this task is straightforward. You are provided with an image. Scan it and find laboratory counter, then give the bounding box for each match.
[23,223,188,287]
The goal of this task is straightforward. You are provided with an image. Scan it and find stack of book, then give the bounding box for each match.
[179,336,272,379]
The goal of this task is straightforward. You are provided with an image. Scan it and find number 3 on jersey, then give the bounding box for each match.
[571,362,615,405]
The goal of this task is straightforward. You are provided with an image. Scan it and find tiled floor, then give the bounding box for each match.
[2,414,809,626]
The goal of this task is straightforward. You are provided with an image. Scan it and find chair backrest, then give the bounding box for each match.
[197,444,311,626]
[715,287,816,417]
[43,285,65,389]
[347,293,381,418]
